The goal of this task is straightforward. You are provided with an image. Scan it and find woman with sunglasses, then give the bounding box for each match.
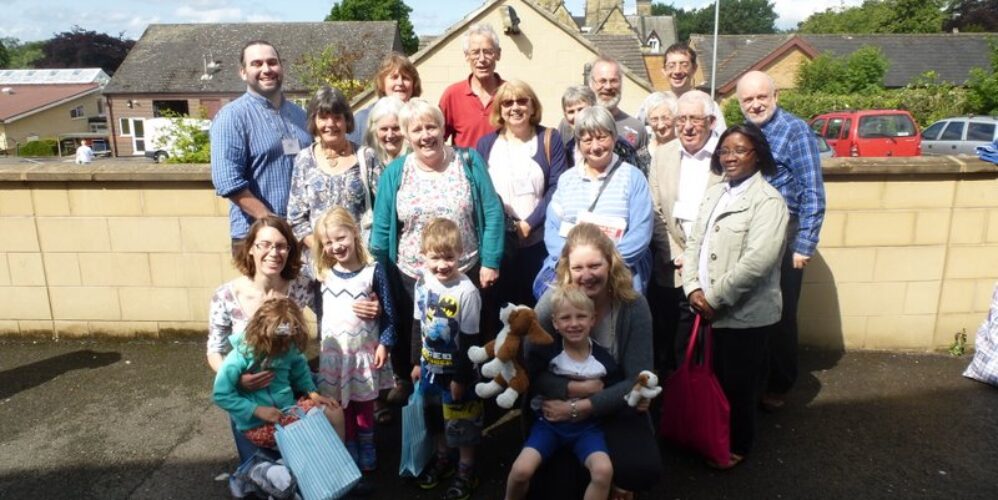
[475,80,567,307]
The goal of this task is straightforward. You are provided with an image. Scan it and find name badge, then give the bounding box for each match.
[576,211,627,244]
[558,220,575,238]
[282,137,301,156]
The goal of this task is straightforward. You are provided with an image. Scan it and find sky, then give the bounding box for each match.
[0,0,865,43]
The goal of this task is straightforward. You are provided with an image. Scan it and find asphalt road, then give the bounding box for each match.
[0,340,995,499]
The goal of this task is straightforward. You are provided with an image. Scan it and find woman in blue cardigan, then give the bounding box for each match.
[370,98,505,390]
[476,80,567,307]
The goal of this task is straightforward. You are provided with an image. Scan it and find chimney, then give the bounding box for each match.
[585,0,622,29]
[636,0,652,17]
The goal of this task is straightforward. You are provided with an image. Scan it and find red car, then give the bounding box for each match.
[809,110,921,157]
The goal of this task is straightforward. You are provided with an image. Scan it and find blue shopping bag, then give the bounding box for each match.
[399,382,434,478]
[275,407,360,500]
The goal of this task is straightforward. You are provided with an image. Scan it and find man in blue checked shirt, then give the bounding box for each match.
[736,71,826,411]
[210,40,311,250]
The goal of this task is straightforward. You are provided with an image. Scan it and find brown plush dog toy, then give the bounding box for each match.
[625,370,662,407]
[468,304,554,408]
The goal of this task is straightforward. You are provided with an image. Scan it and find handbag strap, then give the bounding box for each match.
[683,314,702,366]
[357,147,373,212]
[683,313,715,368]
[543,128,552,166]
[586,156,625,213]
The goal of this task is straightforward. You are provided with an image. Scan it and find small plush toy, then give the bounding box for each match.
[625,370,662,407]
[468,304,554,408]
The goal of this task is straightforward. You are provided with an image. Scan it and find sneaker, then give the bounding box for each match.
[442,474,479,500]
[358,434,377,472]
[416,457,454,490]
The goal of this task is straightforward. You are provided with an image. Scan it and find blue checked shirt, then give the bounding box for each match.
[760,107,826,257]
[210,92,311,239]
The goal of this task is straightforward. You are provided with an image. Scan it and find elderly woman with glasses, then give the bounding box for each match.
[683,123,788,469]
[637,91,679,159]
[475,80,567,307]
[533,105,654,299]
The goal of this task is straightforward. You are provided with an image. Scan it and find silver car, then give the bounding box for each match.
[921,116,998,156]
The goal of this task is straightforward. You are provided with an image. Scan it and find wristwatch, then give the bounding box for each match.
[569,399,578,421]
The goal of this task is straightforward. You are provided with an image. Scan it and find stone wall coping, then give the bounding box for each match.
[0,156,995,182]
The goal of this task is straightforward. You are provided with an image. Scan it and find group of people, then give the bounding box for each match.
[205,21,825,500]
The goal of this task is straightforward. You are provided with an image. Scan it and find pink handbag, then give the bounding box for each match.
[659,314,731,465]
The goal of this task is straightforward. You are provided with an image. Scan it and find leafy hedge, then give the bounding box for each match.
[722,85,971,129]
[18,139,58,156]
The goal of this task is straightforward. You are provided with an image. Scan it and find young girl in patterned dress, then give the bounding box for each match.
[313,207,396,471]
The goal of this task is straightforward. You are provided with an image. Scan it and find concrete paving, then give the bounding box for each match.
[0,340,995,499]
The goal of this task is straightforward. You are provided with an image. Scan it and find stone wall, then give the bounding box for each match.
[1,156,996,351]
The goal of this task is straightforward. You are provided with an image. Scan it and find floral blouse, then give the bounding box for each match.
[206,275,314,354]
[395,151,479,278]
[287,144,381,243]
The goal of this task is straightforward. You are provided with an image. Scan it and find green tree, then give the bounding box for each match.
[798,0,944,34]
[653,1,777,42]
[796,45,888,94]
[0,40,9,68]
[36,27,135,75]
[326,0,419,55]
[0,37,44,68]
[966,39,998,114]
[154,109,211,164]
[294,45,368,99]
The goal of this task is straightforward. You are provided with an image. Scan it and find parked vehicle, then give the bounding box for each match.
[143,117,210,163]
[921,116,998,156]
[809,110,921,157]
[816,133,834,160]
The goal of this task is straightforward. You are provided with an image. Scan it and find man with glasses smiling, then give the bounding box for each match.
[662,43,726,133]
[647,90,722,371]
[440,23,505,148]
[588,56,647,152]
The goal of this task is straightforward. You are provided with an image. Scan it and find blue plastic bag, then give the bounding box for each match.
[275,407,360,500]
[399,382,434,478]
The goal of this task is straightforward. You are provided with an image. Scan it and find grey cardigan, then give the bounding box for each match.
[683,171,788,329]
[528,291,653,418]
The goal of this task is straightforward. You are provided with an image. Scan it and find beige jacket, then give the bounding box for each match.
[647,140,723,288]
[682,171,788,329]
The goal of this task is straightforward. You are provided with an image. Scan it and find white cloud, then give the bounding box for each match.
[772,0,864,30]
[175,6,245,23]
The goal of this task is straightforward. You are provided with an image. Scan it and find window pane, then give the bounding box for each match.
[967,123,995,142]
[940,121,964,140]
[922,122,946,140]
[119,118,131,135]
[842,119,851,139]
[826,118,843,139]
[810,119,826,134]
[133,120,144,138]
[859,115,916,138]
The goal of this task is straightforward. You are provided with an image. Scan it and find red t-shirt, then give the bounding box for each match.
[439,73,504,148]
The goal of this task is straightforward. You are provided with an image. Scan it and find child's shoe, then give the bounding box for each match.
[345,440,359,466]
[442,473,478,500]
[416,457,454,490]
[358,432,377,472]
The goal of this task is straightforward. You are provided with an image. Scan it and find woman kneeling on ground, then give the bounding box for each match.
[527,222,663,499]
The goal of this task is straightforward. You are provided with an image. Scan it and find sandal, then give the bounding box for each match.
[416,458,454,490]
[442,474,479,500]
[707,453,744,470]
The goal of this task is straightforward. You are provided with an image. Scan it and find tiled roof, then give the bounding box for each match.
[0,84,100,122]
[625,15,677,49]
[692,33,996,91]
[584,33,650,80]
[104,22,402,95]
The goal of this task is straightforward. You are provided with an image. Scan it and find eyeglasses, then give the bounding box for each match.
[593,78,620,87]
[647,116,673,126]
[500,97,530,108]
[674,115,710,125]
[467,48,497,59]
[717,148,756,158]
[665,61,692,71]
[254,241,290,254]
